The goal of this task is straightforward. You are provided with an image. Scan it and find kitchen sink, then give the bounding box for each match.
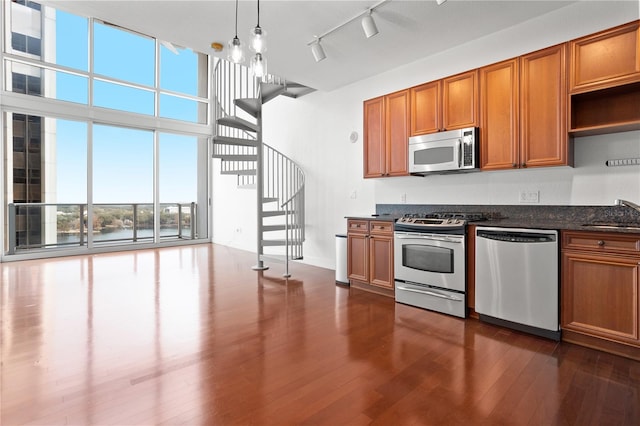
[582,223,640,231]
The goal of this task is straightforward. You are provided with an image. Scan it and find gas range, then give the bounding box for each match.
[394,212,487,234]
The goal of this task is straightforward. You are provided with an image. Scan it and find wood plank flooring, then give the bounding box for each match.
[1,244,639,425]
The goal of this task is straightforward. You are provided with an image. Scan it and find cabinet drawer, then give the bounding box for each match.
[370,221,394,235]
[562,231,640,255]
[347,219,369,234]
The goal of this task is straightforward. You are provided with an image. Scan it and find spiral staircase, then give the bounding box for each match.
[213,59,312,277]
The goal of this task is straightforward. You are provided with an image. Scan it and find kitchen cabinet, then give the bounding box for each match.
[347,219,394,296]
[569,21,640,136]
[480,45,571,170]
[570,20,640,92]
[561,231,640,361]
[410,70,478,136]
[363,90,409,178]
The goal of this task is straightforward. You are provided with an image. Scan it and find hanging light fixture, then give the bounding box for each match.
[251,52,267,77]
[250,0,267,53]
[361,10,379,38]
[250,0,267,77]
[227,0,244,63]
[311,38,326,62]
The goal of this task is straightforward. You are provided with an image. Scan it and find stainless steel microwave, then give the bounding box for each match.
[408,127,479,175]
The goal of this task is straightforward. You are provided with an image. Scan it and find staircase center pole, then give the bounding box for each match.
[252,81,268,271]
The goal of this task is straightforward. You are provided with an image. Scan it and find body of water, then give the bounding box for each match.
[57,226,193,244]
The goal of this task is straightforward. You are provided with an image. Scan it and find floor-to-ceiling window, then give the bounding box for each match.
[1,1,211,259]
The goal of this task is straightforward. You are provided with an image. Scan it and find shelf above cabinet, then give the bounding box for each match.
[569,82,640,136]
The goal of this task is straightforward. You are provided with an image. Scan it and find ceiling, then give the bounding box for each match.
[42,0,581,92]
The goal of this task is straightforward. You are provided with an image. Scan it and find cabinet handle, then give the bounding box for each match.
[512,163,518,168]
[521,163,527,168]
[597,240,605,246]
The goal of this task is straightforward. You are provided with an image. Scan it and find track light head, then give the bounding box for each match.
[436,0,448,5]
[311,40,326,62]
[361,11,379,38]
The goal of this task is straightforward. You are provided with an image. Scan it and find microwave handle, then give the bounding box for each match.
[457,138,462,168]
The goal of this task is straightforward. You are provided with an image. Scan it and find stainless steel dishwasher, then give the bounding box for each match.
[475,226,560,340]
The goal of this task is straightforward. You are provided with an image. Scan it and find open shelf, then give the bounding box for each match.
[570,82,640,137]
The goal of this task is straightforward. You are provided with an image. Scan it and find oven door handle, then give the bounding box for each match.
[397,285,463,302]
[395,234,463,243]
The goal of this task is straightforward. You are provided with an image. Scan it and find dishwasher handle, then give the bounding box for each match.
[476,229,556,243]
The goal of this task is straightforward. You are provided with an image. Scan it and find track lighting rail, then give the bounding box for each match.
[306,0,390,47]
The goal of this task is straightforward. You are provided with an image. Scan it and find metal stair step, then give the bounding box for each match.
[282,83,316,99]
[213,135,258,147]
[262,210,287,217]
[217,116,258,133]
[238,183,257,189]
[261,239,304,247]
[262,197,278,203]
[234,98,261,118]
[260,83,286,104]
[221,169,256,176]
[212,154,258,161]
[263,224,302,232]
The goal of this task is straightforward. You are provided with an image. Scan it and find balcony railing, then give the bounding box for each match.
[7,202,197,254]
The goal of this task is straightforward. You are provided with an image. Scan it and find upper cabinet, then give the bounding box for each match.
[443,71,479,131]
[520,44,570,168]
[570,21,640,92]
[410,70,478,136]
[363,90,409,178]
[479,58,519,170]
[480,45,571,170]
[569,21,640,136]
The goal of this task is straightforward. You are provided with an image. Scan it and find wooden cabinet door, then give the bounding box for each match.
[347,233,368,282]
[385,90,409,177]
[480,59,519,170]
[562,251,640,345]
[410,81,440,135]
[443,70,478,131]
[369,234,393,289]
[520,44,570,168]
[570,21,640,92]
[363,96,385,178]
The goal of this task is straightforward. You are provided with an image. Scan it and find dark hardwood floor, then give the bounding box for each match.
[1,244,639,425]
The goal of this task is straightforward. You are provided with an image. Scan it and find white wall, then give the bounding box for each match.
[213,1,640,270]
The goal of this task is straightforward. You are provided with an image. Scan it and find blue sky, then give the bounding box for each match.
[52,9,199,204]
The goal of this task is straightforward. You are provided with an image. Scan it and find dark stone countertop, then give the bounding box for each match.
[348,204,640,235]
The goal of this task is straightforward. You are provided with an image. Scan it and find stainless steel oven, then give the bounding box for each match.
[394,213,482,318]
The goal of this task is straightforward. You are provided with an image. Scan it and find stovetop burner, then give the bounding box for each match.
[395,212,488,232]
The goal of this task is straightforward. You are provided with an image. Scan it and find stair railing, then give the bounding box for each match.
[263,143,305,275]
[213,58,260,187]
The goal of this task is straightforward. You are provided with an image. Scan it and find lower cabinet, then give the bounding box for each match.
[347,219,394,297]
[561,231,640,360]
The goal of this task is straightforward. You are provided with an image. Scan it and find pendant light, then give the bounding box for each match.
[250,0,267,54]
[227,0,244,63]
[250,0,267,77]
[251,52,267,78]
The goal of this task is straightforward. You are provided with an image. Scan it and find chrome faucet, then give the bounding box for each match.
[615,199,640,214]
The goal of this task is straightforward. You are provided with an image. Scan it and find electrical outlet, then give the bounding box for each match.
[401,193,407,204]
[350,190,357,199]
[519,190,539,203]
